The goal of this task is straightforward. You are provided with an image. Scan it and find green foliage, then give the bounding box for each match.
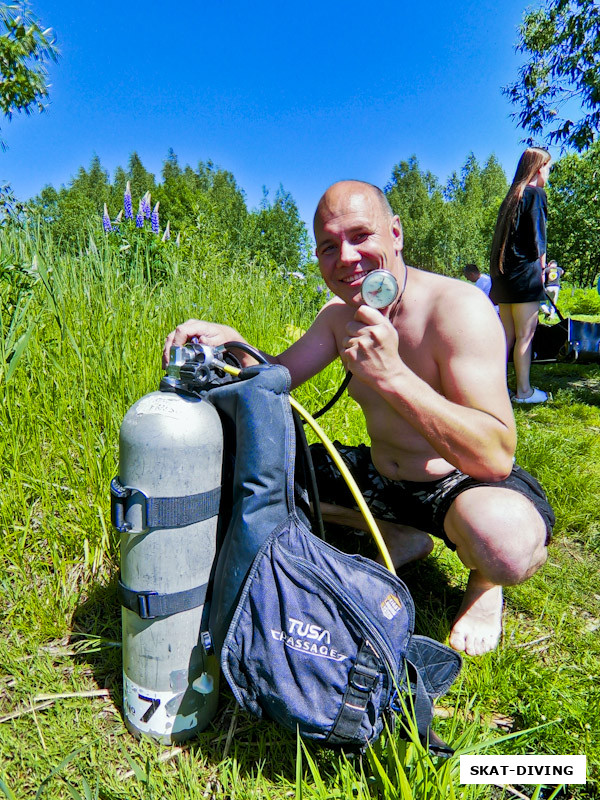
[161,146,181,183]
[109,164,128,210]
[1,223,599,797]
[547,142,600,287]
[102,226,182,284]
[504,0,600,151]
[385,154,507,276]
[19,141,600,295]
[0,1,58,147]
[382,145,600,288]
[247,185,312,274]
[557,286,600,315]
[28,155,114,245]
[127,151,156,202]
[0,180,27,224]
[27,151,314,285]
[0,238,40,381]
[76,154,111,203]
[385,156,449,273]
[181,159,250,252]
[444,154,508,275]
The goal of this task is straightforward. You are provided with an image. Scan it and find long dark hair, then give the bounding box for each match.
[490,147,551,276]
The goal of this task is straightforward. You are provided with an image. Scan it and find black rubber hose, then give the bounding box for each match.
[292,408,327,541]
[224,341,351,420]
[223,341,270,365]
[311,372,352,420]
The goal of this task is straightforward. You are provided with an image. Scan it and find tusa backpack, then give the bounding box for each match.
[205,363,462,752]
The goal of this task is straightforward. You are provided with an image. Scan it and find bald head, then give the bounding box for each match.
[313,180,394,235]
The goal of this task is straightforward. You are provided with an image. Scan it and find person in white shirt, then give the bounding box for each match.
[463,263,498,312]
[464,263,491,295]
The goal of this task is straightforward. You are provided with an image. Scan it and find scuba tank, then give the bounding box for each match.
[111,344,224,743]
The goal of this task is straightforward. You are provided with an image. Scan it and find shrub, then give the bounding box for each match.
[557,286,600,317]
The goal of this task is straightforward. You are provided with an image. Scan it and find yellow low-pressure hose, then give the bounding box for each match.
[289,396,396,575]
[215,359,396,575]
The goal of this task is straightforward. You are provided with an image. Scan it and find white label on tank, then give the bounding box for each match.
[135,394,188,419]
[123,673,198,735]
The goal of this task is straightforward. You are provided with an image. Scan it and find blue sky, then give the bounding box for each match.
[3,0,548,231]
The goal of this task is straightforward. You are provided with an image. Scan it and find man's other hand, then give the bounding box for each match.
[162,320,242,368]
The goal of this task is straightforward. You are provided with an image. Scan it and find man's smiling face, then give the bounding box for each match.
[314,182,403,307]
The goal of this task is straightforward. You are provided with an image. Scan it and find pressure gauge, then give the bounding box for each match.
[361,269,399,309]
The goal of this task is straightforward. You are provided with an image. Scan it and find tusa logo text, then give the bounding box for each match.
[270,617,347,661]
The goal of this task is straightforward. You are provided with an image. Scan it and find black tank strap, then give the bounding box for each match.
[118,577,209,619]
[111,476,221,533]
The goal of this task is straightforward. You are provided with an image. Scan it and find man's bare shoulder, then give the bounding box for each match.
[321,294,354,314]
[404,269,504,362]
[412,269,500,334]
[313,296,354,328]
[283,295,351,354]
[411,267,483,299]
[277,296,348,386]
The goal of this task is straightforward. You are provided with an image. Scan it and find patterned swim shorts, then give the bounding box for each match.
[309,442,555,549]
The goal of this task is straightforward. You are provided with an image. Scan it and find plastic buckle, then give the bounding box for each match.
[110,476,130,499]
[351,672,378,693]
[350,660,379,693]
[109,477,149,533]
[110,476,132,533]
[137,591,159,619]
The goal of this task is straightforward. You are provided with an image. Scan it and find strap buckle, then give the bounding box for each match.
[136,590,160,619]
[350,662,379,693]
[110,476,221,534]
[118,576,209,619]
[110,476,149,533]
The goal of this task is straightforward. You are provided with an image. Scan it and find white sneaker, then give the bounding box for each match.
[512,387,548,404]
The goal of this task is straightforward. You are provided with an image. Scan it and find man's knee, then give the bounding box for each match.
[444,487,549,585]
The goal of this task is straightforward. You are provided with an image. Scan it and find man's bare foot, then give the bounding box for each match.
[318,503,434,570]
[378,521,434,569]
[449,572,503,656]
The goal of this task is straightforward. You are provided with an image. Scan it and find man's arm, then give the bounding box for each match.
[342,295,516,482]
[162,302,342,390]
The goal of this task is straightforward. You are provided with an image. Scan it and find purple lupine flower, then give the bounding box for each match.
[175,232,181,248]
[141,191,151,219]
[161,220,171,242]
[135,200,144,228]
[151,201,160,234]
[103,203,112,233]
[124,181,133,219]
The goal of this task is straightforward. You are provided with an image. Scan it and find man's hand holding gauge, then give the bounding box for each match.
[341,269,402,386]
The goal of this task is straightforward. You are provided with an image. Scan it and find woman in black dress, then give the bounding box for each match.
[490,147,552,404]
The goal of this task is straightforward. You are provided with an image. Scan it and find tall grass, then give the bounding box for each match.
[1,226,598,798]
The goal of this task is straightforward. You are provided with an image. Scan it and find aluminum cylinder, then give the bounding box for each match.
[119,390,222,743]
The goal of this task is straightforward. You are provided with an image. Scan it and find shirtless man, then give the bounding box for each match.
[163,180,554,656]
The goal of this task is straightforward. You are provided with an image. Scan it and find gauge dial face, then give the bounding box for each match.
[361,270,399,309]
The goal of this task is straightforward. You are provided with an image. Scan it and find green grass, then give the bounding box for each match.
[1,227,598,798]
